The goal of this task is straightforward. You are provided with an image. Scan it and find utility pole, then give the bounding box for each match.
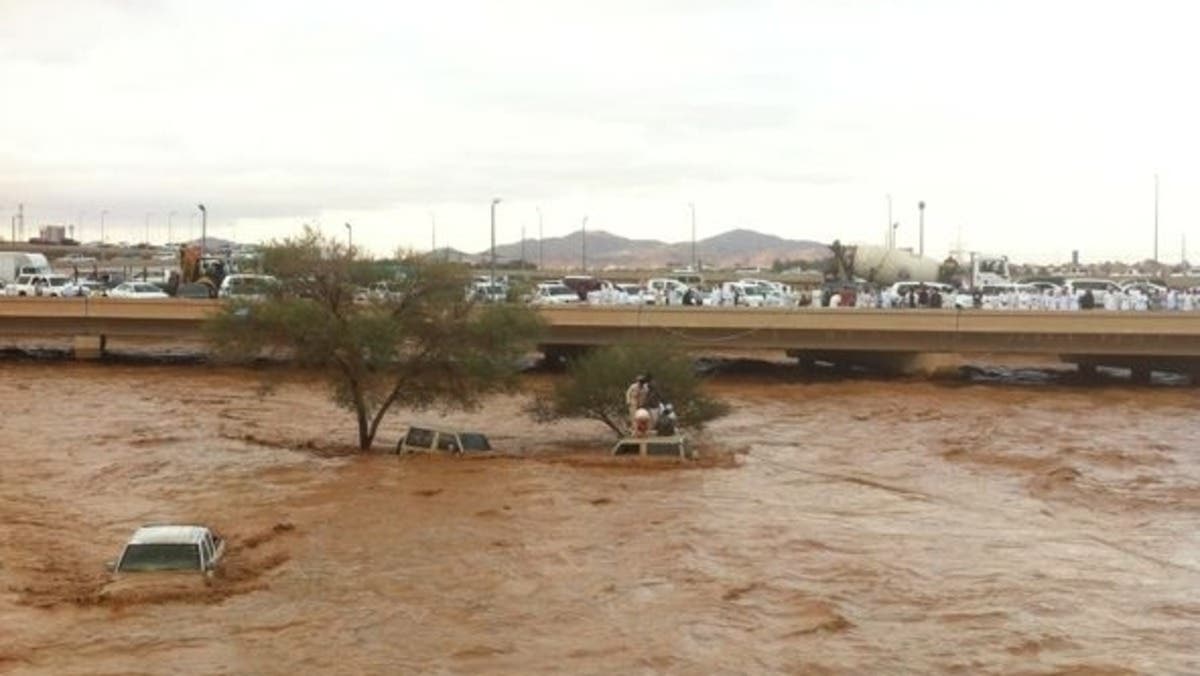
[688,202,697,271]
[17,203,24,241]
[536,207,543,270]
[581,216,588,273]
[918,201,926,257]
[344,222,353,253]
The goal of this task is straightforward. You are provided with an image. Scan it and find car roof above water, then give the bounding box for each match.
[128,525,211,545]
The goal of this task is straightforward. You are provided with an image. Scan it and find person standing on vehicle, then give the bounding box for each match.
[626,375,647,423]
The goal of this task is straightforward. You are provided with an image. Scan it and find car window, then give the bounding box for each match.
[615,442,641,456]
[435,434,459,451]
[647,442,682,457]
[405,428,434,449]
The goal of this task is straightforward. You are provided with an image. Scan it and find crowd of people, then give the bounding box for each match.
[592,281,1200,313]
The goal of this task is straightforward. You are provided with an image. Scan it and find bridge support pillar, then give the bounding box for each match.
[72,335,106,360]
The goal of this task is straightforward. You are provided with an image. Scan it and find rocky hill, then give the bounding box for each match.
[483,228,829,269]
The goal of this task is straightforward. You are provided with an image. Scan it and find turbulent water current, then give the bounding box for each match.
[1,361,1198,674]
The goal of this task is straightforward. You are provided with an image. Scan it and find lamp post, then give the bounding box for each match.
[1154,173,1159,263]
[918,201,926,257]
[344,222,353,253]
[688,202,697,271]
[168,210,177,245]
[490,197,501,287]
[100,209,109,245]
[197,204,207,258]
[581,216,589,273]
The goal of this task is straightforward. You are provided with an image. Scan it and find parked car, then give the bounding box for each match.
[108,282,169,299]
[531,283,582,305]
[396,426,493,455]
[62,279,108,297]
[611,435,692,459]
[468,281,508,303]
[218,274,279,301]
[106,525,225,575]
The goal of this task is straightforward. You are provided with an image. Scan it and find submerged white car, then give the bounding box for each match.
[107,525,226,575]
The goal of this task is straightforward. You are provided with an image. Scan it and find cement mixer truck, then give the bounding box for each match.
[828,242,1009,289]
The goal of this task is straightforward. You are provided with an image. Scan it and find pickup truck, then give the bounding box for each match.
[107,525,226,574]
[5,273,73,297]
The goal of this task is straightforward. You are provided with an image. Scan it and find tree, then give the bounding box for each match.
[207,227,543,450]
[532,342,728,437]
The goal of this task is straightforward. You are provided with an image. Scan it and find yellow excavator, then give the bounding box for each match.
[175,245,231,298]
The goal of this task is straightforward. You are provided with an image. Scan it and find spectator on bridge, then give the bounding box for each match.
[1080,289,1095,310]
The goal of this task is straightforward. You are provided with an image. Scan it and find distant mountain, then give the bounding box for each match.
[483,228,830,270]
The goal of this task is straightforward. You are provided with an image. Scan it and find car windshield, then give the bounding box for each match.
[458,433,491,451]
[118,543,201,571]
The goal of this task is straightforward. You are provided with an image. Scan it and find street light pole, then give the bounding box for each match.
[886,194,893,248]
[688,202,697,271]
[344,222,353,253]
[490,197,501,287]
[430,211,436,254]
[1154,173,1160,263]
[918,201,926,257]
[581,216,588,273]
[197,204,207,258]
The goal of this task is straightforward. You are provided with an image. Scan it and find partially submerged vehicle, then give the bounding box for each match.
[611,435,692,460]
[396,426,493,455]
[107,525,225,575]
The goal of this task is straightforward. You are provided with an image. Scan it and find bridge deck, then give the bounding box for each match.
[1,298,1199,359]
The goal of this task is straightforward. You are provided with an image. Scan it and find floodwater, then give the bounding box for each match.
[1,362,1198,675]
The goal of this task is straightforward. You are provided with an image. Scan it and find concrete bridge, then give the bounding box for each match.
[1,298,1199,377]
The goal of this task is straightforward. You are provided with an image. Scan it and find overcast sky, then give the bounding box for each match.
[3,0,1199,263]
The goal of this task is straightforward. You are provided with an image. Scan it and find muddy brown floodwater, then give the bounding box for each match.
[2,362,1199,675]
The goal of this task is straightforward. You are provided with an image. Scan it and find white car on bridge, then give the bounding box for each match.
[108,282,169,299]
